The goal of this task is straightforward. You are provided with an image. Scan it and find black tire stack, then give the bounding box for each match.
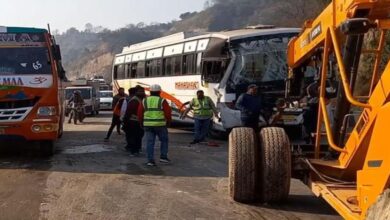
[229,126,291,203]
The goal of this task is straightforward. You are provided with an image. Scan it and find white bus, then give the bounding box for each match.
[112,26,300,132]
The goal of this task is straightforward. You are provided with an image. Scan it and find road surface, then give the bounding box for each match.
[0,112,341,220]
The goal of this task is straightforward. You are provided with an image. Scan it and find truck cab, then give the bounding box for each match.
[65,79,100,115]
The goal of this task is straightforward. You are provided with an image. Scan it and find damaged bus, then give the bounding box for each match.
[112,26,299,133]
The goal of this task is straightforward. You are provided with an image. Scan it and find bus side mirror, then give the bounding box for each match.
[51,45,66,80]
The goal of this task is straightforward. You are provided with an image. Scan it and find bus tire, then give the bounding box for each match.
[208,122,228,140]
[258,127,291,203]
[229,127,259,203]
[40,141,55,157]
[366,189,390,220]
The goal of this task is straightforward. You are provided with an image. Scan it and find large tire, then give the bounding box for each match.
[366,189,390,220]
[229,127,259,203]
[258,127,291,203]
[40,141,55,157]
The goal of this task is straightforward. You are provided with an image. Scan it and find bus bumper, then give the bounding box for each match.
[0,118,60,141]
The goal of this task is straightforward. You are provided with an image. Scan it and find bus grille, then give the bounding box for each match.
[0,107,33,122]
[0,98,40,109]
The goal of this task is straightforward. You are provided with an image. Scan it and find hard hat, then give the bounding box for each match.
[150,84,161,92]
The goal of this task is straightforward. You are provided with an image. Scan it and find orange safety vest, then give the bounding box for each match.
[113,97,125,116]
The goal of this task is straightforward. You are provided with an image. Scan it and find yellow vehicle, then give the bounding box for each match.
[229,0,390,219]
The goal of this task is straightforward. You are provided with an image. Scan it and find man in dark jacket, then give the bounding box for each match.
[123,86,145,155]
[235,84,262,130]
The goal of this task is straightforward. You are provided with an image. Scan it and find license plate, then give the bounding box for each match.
[0,128,4,135]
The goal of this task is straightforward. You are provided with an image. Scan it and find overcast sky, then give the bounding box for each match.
[0,0,207,32]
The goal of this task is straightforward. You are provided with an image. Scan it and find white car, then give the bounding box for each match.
[99,90,113,110]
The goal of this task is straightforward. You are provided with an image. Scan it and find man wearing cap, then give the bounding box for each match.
[138,84,172,166]
[181,90,219,145]
[235,84,263,130]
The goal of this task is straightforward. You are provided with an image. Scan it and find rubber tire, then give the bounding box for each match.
[366,189,390,220]
[229,127,259,203]
[258,127,291,203]
[40,141,55,157]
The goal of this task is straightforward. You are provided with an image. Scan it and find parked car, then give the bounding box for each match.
[99,90,113,110]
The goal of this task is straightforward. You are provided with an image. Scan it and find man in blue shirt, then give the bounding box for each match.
[235,84,262,130]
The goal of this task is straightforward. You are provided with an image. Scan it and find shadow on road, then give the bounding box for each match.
[0,142,52,171]
[269,194,339,216]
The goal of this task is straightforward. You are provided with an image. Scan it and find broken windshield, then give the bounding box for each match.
[0,47,51,75]
[230,34,296,86]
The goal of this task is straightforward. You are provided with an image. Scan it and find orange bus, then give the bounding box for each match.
[0,26,66,155]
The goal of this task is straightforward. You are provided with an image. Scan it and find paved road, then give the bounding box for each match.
[0,112,341,220]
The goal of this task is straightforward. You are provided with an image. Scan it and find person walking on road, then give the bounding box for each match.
[138,84,172,166]
[123,86,145,155]
[235,84,263,131]
[181,90,219,145]
[105,88,127,141]
[67,90,85,124]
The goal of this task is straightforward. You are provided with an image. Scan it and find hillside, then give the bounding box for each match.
[56,0,330,82]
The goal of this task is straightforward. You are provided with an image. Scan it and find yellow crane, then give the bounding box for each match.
[228,1,390,219]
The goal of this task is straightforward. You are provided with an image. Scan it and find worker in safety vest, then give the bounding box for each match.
[181,90,219,145]
[123,86,145,155]
[105,88,127,141]
[138,84,172,166]
[105,96,126,141]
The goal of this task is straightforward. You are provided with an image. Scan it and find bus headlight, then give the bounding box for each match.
[37,106,57,116]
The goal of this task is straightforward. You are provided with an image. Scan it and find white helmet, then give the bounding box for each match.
[150,84,162,92]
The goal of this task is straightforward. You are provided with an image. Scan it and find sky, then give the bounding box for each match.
[0,0,207,32]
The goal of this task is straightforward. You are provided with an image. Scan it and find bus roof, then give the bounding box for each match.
[0,26,48,33]
[121,27,300,55]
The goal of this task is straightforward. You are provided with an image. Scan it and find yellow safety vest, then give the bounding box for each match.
[143,96,166,127]
[192,97,213,117]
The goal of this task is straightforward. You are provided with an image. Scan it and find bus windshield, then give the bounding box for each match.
[230,34,296,85]
[0,47,51,75]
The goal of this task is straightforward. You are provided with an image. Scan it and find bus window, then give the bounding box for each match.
[183,54,197,75]
[202,59,227,83]
[174,56,182,76]
[146,61,152,77]
[131,63,137,78]
[153,59,163,77]
[137,62,146,78]
[146,59,163,77]
[126,64,131,78]
[197,53,202,74]
[165,58,173,76]
[113,64,125,80]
